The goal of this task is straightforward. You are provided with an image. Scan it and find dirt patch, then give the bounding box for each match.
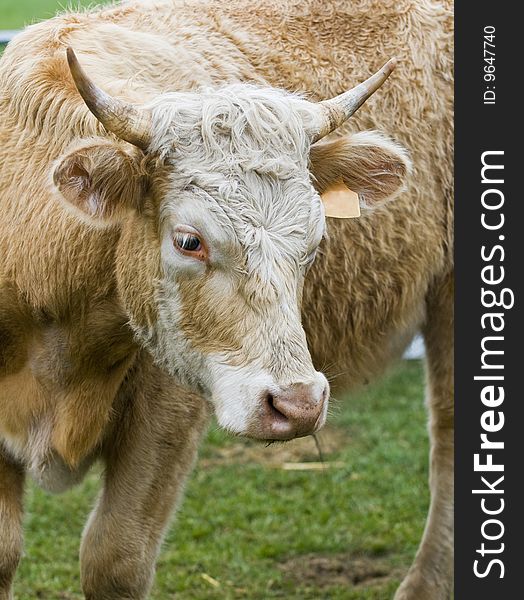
[201,426,348,468]
[279,553,402,589]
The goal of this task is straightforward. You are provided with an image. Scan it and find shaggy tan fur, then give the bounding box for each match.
[0,1,453,598]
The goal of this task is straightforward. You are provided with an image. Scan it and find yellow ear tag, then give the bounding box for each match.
[321,180,361,219]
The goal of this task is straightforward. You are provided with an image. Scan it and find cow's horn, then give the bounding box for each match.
[311,58,397,143]
[66,47,152,150]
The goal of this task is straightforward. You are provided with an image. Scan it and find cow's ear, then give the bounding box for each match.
[309,131,411,211]
[53,139,147,225]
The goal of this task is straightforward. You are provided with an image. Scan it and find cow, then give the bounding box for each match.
[0,0,453,598]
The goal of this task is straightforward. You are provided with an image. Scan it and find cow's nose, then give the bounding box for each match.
[261,379,329,440]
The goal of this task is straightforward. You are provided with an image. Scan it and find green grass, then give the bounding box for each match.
[14,361,429,599]
[1,0,109,30]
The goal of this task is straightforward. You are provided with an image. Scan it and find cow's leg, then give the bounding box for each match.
[80,354,209,600]
[0,453,24,600]
[395,272,454,600]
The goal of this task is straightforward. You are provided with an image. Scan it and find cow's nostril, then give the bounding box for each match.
[266,392,289,423]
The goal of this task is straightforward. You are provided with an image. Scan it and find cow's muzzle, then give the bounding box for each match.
[250,378,329,441]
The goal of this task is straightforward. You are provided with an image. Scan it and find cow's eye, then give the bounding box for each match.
[173,227,207,260]
[176,233,201,252]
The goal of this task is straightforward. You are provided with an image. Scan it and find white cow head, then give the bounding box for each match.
[52,49,410,440]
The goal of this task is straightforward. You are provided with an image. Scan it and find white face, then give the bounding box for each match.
[127,84,332,440]
[148,174,328,440]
